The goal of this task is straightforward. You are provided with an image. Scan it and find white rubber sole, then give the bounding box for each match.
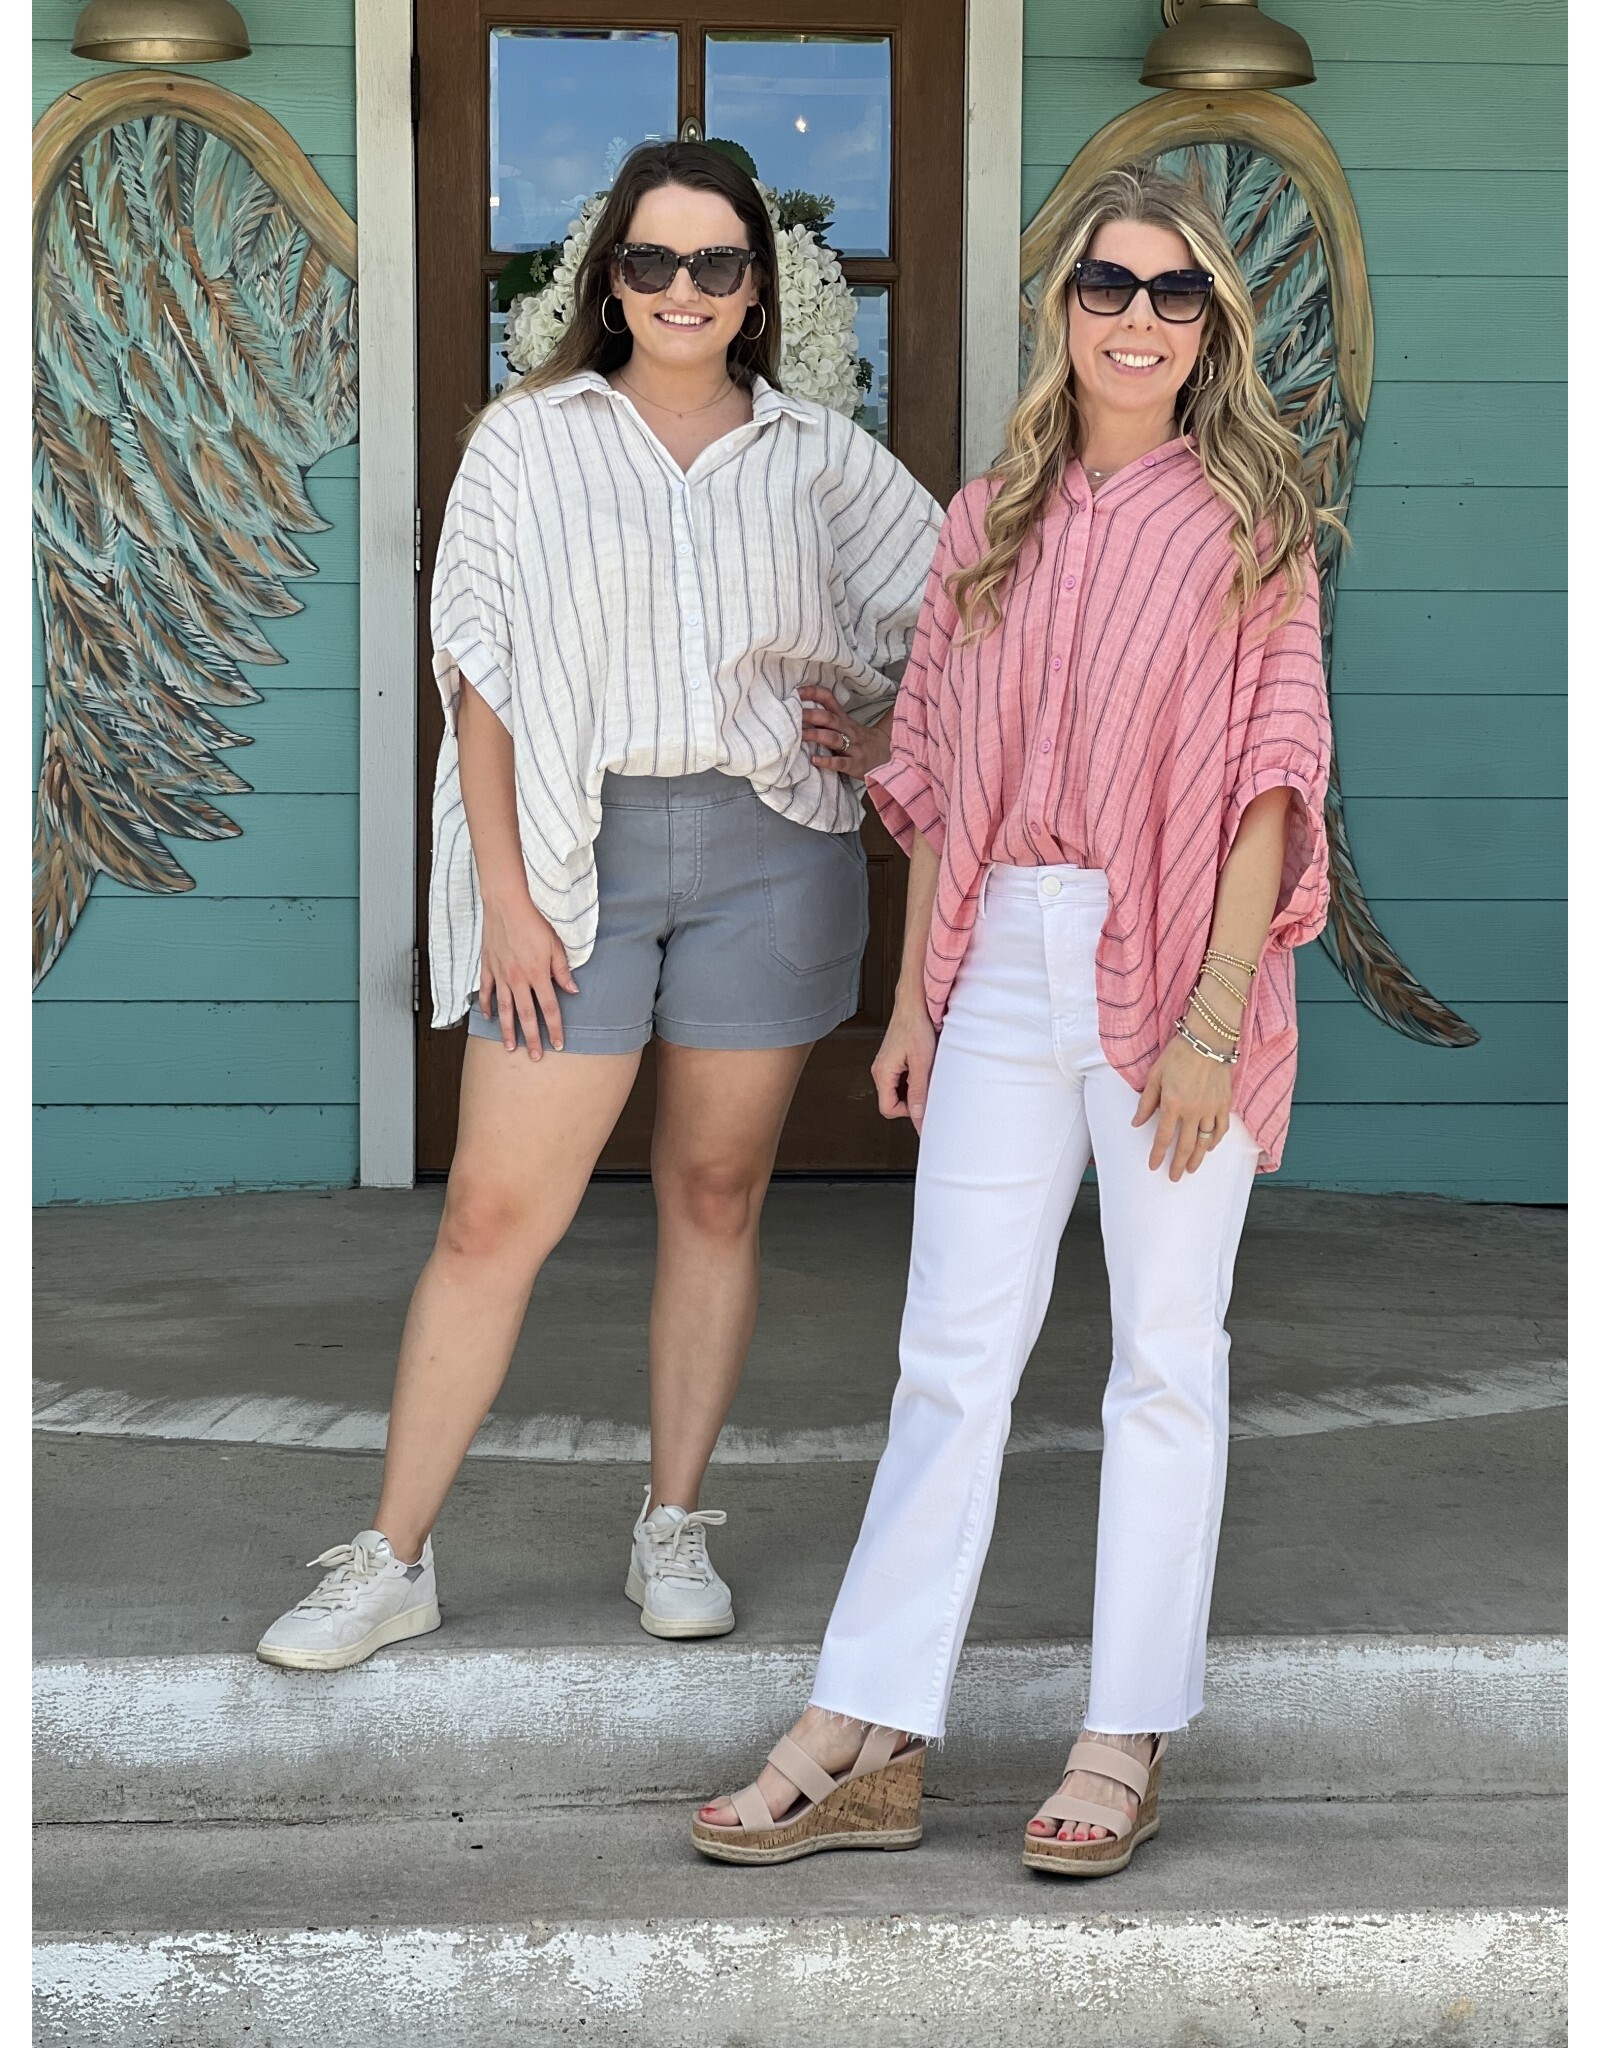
[255,1598,442,1672]
[625,1566,736,1640]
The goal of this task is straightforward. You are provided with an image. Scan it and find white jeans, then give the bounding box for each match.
[810,864,1258,1739]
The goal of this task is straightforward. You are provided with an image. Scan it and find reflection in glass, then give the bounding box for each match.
[851,286,889,445]
[705,36,891,257]
[488,283,512,402]
[490,29,677,252]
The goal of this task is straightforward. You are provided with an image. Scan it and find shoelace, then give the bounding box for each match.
[644,1508,726,1585]
[295,1536,387,1614]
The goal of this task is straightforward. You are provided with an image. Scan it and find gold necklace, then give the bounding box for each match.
[615,373,737,421]
[1082,423,1178,485]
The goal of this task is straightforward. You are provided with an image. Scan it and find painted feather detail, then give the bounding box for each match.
[1151,142,1476,1047]
[32,112,357,983]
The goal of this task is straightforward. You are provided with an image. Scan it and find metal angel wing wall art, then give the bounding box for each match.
[32,74,358,984]
[1023,93,1476,1048]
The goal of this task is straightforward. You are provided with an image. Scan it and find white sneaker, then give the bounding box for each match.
[256,1529,441,1670]
[625,1488,735,1639]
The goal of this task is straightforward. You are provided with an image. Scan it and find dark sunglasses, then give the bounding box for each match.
[1072,258,1214,324]
[614,242,759,297]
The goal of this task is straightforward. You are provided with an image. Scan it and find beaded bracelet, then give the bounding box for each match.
[1176,1019,1238,1066]
[1187,990,1241,1044]
[1203,947,1257,978]
[1199,961,1250,1007]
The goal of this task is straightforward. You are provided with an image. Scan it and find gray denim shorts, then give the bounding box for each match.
[467,769,869,1055]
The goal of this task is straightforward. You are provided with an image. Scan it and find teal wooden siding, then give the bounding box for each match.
[1022,0,1565,1202]
[31,2,362,1205]
[32,0,1565,1206]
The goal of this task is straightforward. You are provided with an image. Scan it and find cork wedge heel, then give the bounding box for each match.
[1022,1734,1169,1878]
[691,1724,926,1866]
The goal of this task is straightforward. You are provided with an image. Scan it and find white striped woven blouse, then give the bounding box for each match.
[427,370,944,1027]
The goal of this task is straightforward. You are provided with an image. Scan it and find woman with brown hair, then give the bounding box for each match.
[693,162,1333,1873]
[256,141,941,1668]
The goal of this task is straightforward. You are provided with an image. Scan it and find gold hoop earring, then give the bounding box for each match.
[740,303,768,341]
[601,294,628,335]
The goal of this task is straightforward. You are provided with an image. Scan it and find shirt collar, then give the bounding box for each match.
[750,377,817,425]
[1062,434,1198,505]
[543,369,815,425]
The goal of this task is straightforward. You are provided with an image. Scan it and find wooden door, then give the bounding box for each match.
[415,2,966,1173]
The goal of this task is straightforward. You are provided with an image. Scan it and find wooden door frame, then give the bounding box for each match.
[353,0,1023,1186]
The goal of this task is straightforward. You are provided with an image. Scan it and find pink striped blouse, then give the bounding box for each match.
[867,440,1331,1173]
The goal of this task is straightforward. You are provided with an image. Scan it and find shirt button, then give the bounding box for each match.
[689,677,703,690]
[1063,576,1077,590]
[1040,739,1053,755]
[1142,455,1156,468]
[1041,876,1062,898]
[677,543,692,557]
[1050,656,1062,671]
[685,614,701,627]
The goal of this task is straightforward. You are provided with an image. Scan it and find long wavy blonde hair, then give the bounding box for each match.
[951,162,1331,639]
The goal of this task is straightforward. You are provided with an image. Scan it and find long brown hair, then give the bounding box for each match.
[501,141,782,404]
[951,162,1330,640]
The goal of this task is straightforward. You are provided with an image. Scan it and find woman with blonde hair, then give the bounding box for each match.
[255,142,940,1670]
[693,162,1333,1872]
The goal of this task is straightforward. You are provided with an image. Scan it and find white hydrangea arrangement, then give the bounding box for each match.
[502,181,866,419]
[502,190,610,380]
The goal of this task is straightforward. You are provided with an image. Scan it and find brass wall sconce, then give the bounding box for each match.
[1141,0,1314,92]
[71,0,252,64]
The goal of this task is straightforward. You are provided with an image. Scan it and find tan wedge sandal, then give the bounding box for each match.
[1021,1733,1169,1878]
[691,1724,926,1866]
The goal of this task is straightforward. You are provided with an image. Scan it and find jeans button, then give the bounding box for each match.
[1040,876,1062,899]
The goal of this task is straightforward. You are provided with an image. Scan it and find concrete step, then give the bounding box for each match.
[35,1631,1566,1824]
[33,1796,1567,2046]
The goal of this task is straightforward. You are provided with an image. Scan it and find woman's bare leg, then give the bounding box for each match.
[645,1041,812,1511]
[372,1038,641,1560]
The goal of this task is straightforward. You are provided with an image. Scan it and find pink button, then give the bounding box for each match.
[1050,656,1062,670]
[1064,575,1077,590]
[1142,455,1156,468]
[1040,739,1053,755]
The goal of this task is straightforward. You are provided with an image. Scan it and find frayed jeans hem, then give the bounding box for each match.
[806,1690,944,1746]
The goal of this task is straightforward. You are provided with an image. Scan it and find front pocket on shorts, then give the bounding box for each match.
[756,806,869,975]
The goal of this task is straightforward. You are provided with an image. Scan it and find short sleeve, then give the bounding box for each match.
[866,496,975,858]
[429,410,523,735]
[1222,552,1332,950]
[828,424,945,705]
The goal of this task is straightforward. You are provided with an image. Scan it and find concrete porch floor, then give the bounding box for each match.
[33,1182,1566,1657]
[33,1183,1568,2045]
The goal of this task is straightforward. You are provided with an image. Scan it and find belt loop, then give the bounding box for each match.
[978,864,993,919]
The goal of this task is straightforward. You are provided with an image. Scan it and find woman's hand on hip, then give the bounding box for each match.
[478,892,579,1058]
[872,993,937,1133]
[1131,1036,1234,1181]
[799,685,891,779]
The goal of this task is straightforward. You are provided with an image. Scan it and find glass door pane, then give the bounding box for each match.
[704,34,891,257]
[489,29,678,252]
[851,285,890,444]
[489,282,512,401]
